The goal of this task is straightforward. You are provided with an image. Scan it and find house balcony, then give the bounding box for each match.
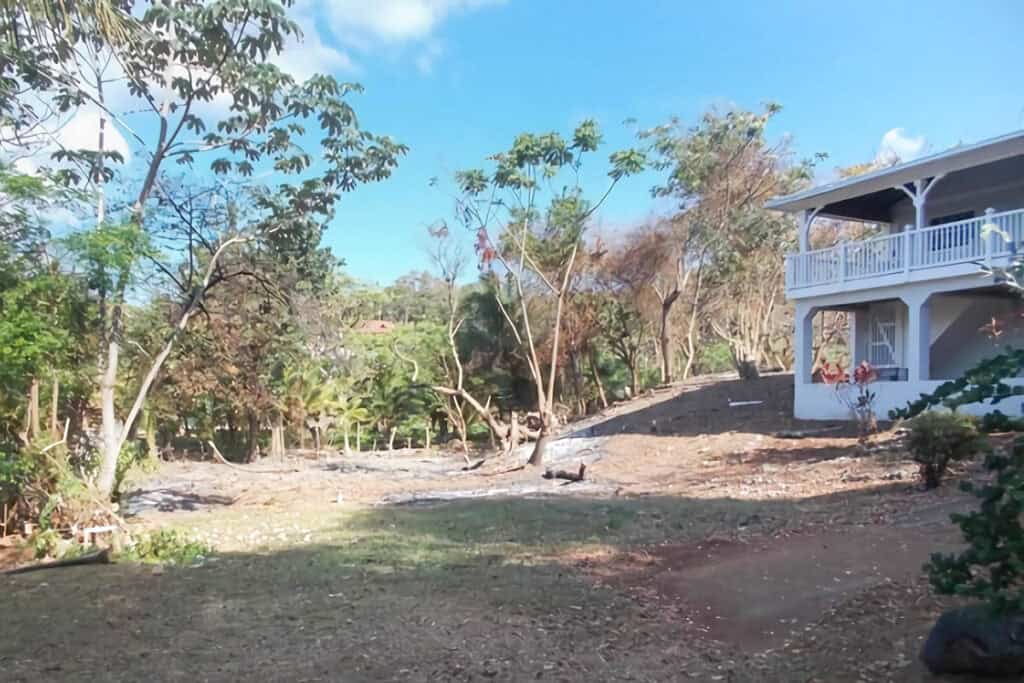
[784,207,1024,298]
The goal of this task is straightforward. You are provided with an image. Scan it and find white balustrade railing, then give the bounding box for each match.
[785,207,1024,290]
[911,214,987,268]
[843,231,904,280]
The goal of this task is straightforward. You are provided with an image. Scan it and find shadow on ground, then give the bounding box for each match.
[0,486,967,682]
[584,374,856,439]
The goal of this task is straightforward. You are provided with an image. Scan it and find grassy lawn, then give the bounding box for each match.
[3,496,719,682]
[3,486,932,682]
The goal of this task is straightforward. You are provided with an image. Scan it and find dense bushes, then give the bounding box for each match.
[906,412,988,489]
[928,436,1024,613]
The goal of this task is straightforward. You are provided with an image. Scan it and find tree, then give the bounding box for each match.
[597,297,647,397]
[426,226,524,457]
[453,122,644,465]
[0,165,89,445]
[643,104,815,379]
[6,0,406,495]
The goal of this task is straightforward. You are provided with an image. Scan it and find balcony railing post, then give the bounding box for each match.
[903,226,912,278]
[984,207,996,267]
[838,241,847,284]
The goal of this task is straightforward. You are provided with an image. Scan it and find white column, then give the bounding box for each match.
[799,208,820,252]
[905,295,931,381]
[914,179,927,230]
[794,302,816,384]
[847,310,862,367]
[896,175,946,232]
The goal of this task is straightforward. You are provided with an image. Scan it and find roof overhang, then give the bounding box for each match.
[766,129,1024,216]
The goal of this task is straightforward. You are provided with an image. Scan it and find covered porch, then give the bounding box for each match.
[769,130,1024,298]
[792,282,1024,420]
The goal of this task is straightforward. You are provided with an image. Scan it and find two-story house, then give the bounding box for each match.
[767,130,1024,420]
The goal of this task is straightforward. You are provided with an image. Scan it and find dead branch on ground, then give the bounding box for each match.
[4,548,111,575]
[543,463,586,482]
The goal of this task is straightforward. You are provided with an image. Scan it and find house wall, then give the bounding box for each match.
[795,377,1024,421]
[930,295,1024,378]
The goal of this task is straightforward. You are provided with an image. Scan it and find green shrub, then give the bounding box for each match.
[0,441,35,510]
[694,341,734,375]
[906,412,988,488]
[121,529,212,565]
[928,436,1024,614]
[113,441,159,497]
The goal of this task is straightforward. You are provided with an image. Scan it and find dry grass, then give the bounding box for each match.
[0,374,985,681]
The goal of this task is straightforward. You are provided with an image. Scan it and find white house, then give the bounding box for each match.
[767,130,1024,420]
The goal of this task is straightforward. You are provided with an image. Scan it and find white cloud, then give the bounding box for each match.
[876,127,927,165]
[3,108,133,178]
[55,109,133,161]
[325,0,501,44]
[414,42,444,75]
[276,5,360,79]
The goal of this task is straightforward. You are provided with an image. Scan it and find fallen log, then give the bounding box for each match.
[543,463,586,483]
[462,458,486,471]
[773,426,843,439]
[4,548,111,576]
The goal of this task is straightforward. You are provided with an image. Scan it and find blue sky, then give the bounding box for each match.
[37,0,1024,285]
[307,0,1024,284]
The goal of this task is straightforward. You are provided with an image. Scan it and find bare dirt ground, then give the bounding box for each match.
[0,374,991,681]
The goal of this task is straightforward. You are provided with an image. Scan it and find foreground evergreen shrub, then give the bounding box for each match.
[907,412,988,489]
[928,437,1024,613]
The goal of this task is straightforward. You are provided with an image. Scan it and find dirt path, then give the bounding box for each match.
[643,524,961,651]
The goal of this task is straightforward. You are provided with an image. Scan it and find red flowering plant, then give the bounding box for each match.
[821,359,879,440]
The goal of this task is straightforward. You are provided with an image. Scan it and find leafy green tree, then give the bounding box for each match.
[453,121,644,465]
[5,0,405,494]
[643,104,816,378]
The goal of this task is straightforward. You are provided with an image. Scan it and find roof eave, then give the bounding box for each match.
[766,129,1024,214]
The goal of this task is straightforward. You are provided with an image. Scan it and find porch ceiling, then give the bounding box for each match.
[767,128,1024,216]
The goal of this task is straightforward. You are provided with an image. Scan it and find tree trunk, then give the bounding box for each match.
[246,411,260,463]
[355,422,361,452]
[526,423,549,466]
[270,414,285,459]
[343,422,351,455]
[388,427,397,450]
[96,334,122,496]
[49,376,59,438]
[27,378,41,440]
[628,362,639,398]
[737,358,760,380]
[588,349,608,409]
[659,301,673,383]
[143,407,158,460]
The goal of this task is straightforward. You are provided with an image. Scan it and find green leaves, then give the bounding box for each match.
[889,348,1024,423]
[62,222,156,293]
[608,148,646,180]
[928,435,1024,614]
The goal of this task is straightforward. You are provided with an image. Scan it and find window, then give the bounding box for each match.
[928,211,975,251]
[867,305,900,368]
